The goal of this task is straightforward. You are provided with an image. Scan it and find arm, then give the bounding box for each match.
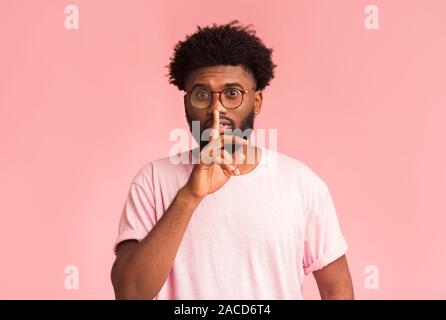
[111,110,246,300]
[111,186,201,300]
[313,255,354,300]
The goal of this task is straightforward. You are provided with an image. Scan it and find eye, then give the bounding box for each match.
[224,88,241,99]
[193,89,210,100]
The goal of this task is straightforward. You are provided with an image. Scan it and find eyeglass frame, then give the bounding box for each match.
[184,86,256,110]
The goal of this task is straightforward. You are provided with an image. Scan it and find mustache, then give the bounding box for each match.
[203,115,235,129]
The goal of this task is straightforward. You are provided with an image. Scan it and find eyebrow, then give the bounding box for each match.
[191,82,245,90]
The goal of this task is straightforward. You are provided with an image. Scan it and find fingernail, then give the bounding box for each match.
[235,168,240,175]
[229,165,235,171]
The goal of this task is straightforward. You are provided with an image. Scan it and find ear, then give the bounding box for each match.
[253,90,263,115]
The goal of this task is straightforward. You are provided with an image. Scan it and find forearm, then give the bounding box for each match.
[319,285,354,300]
[113,186,202,299]
[314,255,354,300]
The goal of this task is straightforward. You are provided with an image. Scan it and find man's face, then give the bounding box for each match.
[184,65,263,150]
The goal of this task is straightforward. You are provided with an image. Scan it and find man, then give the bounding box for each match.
[111,21,354,300]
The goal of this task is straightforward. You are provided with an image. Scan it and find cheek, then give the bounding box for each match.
[228,112,247,128]
[186,107,207,122]
[185,104,196,117]
[235,103,254,122]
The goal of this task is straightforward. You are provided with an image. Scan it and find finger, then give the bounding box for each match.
[220,148,235,165]
[207,146,241,176]
[208,155,231,167]
[200,137,220,165]
[220,135,249,147]
[221,150,241,176]
[204,132,249,165]
[233,151,245,165]
[221,136,248,158]
[220,163,238,176]
[209,155,236,176]
[221,137,245,168]
[201,150,220,165]
[217,151,234,176]
[209,110,220,143]
[210,149,234,174]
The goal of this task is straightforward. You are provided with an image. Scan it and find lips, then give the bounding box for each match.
[219,119,232,126]
[218,119,233,134]
[205,118,233,130]
[219,125,232,134]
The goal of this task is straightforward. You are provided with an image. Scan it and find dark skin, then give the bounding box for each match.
[184,65,262,135]
[185,65,354,299]
[313,255,354,299]
[112,65,354,299]
[184,65,263,176]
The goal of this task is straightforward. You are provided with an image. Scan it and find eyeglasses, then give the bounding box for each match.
[185,87,251,109]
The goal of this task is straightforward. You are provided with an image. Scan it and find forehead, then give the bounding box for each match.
[184,65,255,90]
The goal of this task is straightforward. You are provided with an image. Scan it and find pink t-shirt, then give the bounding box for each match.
[114,147,348,299]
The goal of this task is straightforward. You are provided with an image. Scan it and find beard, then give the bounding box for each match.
[185,106,256,151]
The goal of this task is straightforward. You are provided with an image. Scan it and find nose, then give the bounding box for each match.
[207,92,227,116]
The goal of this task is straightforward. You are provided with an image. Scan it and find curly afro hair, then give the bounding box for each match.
[167,20,276,91]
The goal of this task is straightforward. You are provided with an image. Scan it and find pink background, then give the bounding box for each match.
[1,0,445,299]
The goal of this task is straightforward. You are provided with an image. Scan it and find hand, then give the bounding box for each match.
[183,110,247,200]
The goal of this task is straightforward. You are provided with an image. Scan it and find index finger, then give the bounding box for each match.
[209,110,220,142]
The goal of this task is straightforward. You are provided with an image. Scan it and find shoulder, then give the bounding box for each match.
[263,148,328,189]
[130,150,193,190]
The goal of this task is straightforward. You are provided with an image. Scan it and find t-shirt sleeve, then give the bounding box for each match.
[113,165,157,255]
[302,177,348,275]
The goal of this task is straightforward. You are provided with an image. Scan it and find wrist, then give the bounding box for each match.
[178,185,205,206]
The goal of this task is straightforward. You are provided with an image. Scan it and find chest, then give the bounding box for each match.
[183,177,307,254]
